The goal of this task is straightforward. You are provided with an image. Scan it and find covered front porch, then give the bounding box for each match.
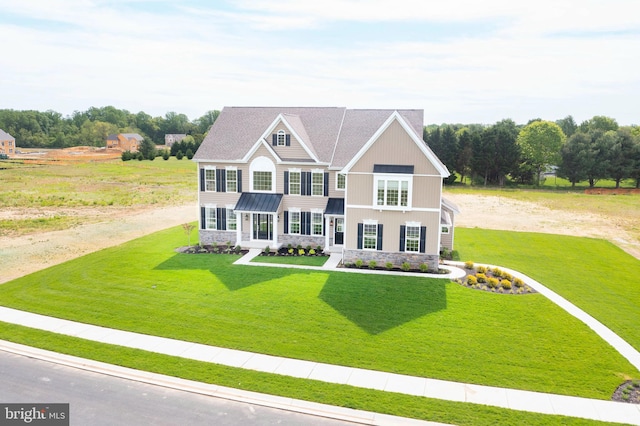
[233,192,284,249]
[323,198,344,253]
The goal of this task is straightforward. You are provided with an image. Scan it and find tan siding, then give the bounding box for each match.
[281,196,327,212]
[345,174,373,205]
[350,120,439,175]
[200,192,241,206]
[344,208,440,254]
[412,176,442,209]
[270,123,314,161]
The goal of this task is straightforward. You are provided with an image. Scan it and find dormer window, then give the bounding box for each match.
[272,130,290,146]
[277,130,286,146]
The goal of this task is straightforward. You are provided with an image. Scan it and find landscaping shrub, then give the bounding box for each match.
[513,277,525,288]
[401,262,411,272]
[368,260,377,269]
[288,248,294,255]
[234,245,242,254]
[502,272,513,281]
[385,262,393,270]
[450,250,460,261]
[185,149,194,160]
[263,246,270,255]
[476,265,487,274]
[309,249,316,255]
[298,249,305,256]
[316,246,322,252]
[419,263,428,273]
[492,268,503,278]
[162,150,170,160]
[501,279,512,290]
[475,273,487,283]
[487,277,499,288]
[176,151,184,160]
[464,261,474,269]
[467,275,478,285]
[355,259,363,268]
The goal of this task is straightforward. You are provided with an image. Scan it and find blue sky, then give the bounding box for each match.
[1,0,639,125]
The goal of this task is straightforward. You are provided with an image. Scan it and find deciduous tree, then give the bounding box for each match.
[517,121,566,186]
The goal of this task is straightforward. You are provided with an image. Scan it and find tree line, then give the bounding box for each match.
[425,116,640,188]
[0,106,220,149]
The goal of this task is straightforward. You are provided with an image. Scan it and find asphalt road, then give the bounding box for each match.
[0,351,356,426]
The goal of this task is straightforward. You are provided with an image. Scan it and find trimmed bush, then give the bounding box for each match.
[487,277,499,288]
[501,279,512,290]
[298,249,305,256]
[368,260,377,269]
[467,275,478,285]
[234,245,242,254]
[476,273,487,283]
[316,246,322,252]
[309,249,316,255]
[419,263,428,273]
[492,268,503,278]
[263,246,270,255]
[476,265,487,274]
[355,259,363,268]
[513,277,525,288]
[464,261,474,269]
[401,262,411,272]
[385,262,393,270]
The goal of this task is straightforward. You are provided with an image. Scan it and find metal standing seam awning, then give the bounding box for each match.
[325,198,344,215]
[234,193,283,213]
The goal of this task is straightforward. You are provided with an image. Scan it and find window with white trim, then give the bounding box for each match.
[336,173,346,190]
[405,225,420,252]
[253,171,272,191]
[289,211,301,234]
[375,176,410,208]
[277,129,286,146]
[363,223,378,250]
[311,171,324,196]
[289,170,301,195]
[205,169,216,192]
[441,226,450,234]
[205,207,217,230]
[312,212,323,236]
[227,209,237,230]
[226,169,237,193]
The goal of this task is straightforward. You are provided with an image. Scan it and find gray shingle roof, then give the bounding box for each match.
[0,129,15,141]
[234,193,283,213]
[193,107,424,168]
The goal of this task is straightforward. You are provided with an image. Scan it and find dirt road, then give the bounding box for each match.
[1,194,638,285]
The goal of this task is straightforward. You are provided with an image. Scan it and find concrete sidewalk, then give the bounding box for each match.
[0,305,638,425]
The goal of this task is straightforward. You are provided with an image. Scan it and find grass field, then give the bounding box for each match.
[0,225,637,401]
[0,158,196,236]
[456,227,640,352]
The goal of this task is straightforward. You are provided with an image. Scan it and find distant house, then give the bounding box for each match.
[165,134,187,147]
[0,129,16,157]
[193,107,459,270]
[106,133,144,152]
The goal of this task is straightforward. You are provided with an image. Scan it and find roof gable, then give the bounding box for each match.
[341,111,449,177]
[0,129,15,141]
[260,113,320,162]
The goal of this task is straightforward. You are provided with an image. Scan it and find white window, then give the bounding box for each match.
[253,171,272,191]
[227,209,237,230]
[226,169,237,193]
[289,170,301,195]
[289,211,301,234]
[205,168,216,192]
[405,225,420,252]
[312,212,323,236]
[363,223,377,250]
[336,173,346,190]
[441,226,450,234]
[205,207,217,230]
[311,171,324,196]
[375,176,411,209]
[277,129,286,146]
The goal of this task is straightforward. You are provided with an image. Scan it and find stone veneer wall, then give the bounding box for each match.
[279,235,325,249]
[199,230,237,245]
[343,249,439,271]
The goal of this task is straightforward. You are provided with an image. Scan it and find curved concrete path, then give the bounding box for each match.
[0,253,639,425]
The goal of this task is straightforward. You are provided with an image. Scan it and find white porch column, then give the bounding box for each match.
[272,213,279,247]
[236,212,242,246]
[325,215,331,249]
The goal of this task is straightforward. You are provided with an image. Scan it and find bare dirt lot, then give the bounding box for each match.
[2,192,638,285]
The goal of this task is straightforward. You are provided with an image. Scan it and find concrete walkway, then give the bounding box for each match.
[1,253,640,424]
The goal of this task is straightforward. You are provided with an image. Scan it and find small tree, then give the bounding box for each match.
[517,121,566,186]
[182,223,195,247]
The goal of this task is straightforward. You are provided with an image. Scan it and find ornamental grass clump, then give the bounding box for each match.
[487,277,499,289]
[401,262,411,272]
[464,261,474,269]
[368,260,377,269]
[385,262,393,270]
[513,277,525,288]
[476,265,487,274]
[501,279,512,290]
[475,273,487,283]
[467,275,478,285]
[419,263,428,273]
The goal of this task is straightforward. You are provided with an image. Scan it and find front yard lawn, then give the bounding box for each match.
[0,225,637,401]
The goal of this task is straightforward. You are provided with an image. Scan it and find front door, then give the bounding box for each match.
[253,214,273,240]
[334,217,344,245]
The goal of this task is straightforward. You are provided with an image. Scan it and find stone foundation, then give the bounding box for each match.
[279,235,325,249]
[343,249,439,271]
[199,230,237,246]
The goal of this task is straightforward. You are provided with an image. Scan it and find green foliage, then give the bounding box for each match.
[467,275,478,285]
[176,151,184,160]
[476,265,487,274]
[419,263,428,273]
[185,148,194,160]
[354,259,363,268]
[309,249,316,256]
[517,121,566,186]
[464,260,474,269]
[121,150,134,161]
[501,279,512,290]
[298,249,305,256]
[162,150,170,160]
[401,262,411,272]
[368,260,377,269]
[385,262,393,270]
[476,273,487,283]
[263,245,270,255]
[487,277,499,288]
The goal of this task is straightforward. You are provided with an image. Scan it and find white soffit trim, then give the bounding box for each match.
[341,111,450,177]
[242,138,282,163]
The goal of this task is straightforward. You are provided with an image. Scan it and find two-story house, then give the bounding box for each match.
[0,129,16,157]
[106,133,144,152]
[193,107,458,270]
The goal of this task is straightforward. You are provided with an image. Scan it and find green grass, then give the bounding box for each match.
[0,158,196,235]
[456,228,640,352]
[0,322,612,426]
[251,254,329,266]
[0,226,636,401]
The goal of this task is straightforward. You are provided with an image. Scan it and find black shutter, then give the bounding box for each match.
[200,207,206,230]
[284,171,289,195]
[272,134,277,146]
[221,208,227,230]
[357,223,363,249]
[300,172,308,196]
[285,134,291,146]
[322,214,326,236]
[199,169,205,192]
[323,172,329,196]
[237,170,242,193]
[399,225,406,252]
[283,211,289,234]
[302,212,311,235]
[419,226,427,253]
[306,172,312,196]
[376,224,383,251]
[218,169,226,193]
[216,208,222,230]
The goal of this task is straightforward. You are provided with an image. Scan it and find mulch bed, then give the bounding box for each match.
[612,380,640,403]
[455,266,538,295]
[177,245,249,255]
